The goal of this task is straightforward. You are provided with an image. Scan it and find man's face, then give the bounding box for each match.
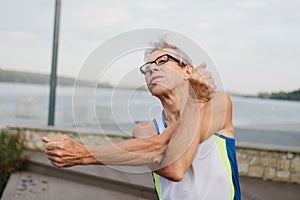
[145,49,189,97]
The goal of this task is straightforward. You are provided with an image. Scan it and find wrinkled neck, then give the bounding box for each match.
[158,82,189,123]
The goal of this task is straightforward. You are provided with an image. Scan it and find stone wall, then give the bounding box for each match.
[236,142,300,183]
[5,126,300,184]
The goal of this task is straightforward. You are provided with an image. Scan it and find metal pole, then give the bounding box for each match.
[48,0,61,126]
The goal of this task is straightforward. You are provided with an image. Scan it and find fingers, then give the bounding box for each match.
[193,62,217,93]
[50,160,66,168]
[204,72,216,93]
[42,135,80,168]
[42,137,50,143]
[209,83,217,92]
[191,62,207,79]
[47,155,60,163]
[43,136,68,160]
[50,161,63,168]
[203,71,212,80]
[190,69,204,81]
[196,62,207,70]
[42,135,70,143]
[45,142,58,151]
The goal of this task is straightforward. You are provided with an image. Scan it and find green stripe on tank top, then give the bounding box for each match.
[215,136,235,200]
[153,172,161,199]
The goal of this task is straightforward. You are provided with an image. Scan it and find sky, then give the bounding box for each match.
[0,0,299,95]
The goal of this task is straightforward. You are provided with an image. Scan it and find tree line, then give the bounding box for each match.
[0,68,112,88]
[1,68,299,100]
[258,89,300,101]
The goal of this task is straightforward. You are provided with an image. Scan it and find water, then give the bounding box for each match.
[1,82,300,131]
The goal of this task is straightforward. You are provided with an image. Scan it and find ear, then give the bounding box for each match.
[184,65,194,80]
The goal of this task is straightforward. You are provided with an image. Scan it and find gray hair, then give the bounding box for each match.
[144,37,193,66]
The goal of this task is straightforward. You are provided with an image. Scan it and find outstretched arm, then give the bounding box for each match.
[43,122,179,168]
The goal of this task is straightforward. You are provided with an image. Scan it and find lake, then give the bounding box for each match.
[1,82,300,137]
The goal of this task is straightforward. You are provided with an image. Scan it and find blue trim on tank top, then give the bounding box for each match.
[162,110,167,128]
[153,119,160,134]
[214,133,235,141]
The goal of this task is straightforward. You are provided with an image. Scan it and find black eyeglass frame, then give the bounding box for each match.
[140,54,187,75]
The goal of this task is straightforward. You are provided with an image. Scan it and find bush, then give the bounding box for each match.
[0,129,27,197]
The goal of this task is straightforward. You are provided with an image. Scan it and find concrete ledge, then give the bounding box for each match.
[236,142,300,154]
[6,125,131,138]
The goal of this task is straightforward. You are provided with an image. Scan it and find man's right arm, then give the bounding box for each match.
[43,121,178,168]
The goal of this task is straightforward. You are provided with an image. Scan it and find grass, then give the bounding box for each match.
[0,129,27,197]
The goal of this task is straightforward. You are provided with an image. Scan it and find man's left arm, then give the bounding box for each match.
[153,94,232,181]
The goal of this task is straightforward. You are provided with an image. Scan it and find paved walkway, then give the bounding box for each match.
[1,150,299,200]
[1,172,148,200]
[240,176,300,200]
[2,171,299,200]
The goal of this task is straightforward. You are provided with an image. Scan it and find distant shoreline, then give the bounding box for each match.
[0,68,299,101]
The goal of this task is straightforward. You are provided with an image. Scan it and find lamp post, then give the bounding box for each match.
[48,0,61,126]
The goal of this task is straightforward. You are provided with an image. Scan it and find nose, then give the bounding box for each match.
[149,62,160,73]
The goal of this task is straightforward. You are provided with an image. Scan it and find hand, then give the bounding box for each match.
[190,62,216,94]
[42,135,88,168]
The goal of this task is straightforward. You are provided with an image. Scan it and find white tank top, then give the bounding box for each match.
[152,111,241,200]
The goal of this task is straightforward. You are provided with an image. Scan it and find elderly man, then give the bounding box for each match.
[43,39,240,200]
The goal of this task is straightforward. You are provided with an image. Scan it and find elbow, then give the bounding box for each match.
[169,172,184,182]
[159,167,185,182]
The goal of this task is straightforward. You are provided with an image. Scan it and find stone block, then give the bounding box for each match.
[32,132,43,143]
[287,153,294,160]
[279,152,287,159]
[271,152,279,159]
[237,151,248,160]
[261,157,277,167]
[25,142,36,150]
[291,157,300,173]
[7,128,19,136]
[237,158,250,165]
[237,158,251,164]
[238,163,249,175]
[259,151,269,157]
[263,167,276,181]
[277,171,290,182]
[291,173,300,184]
[249,156,260,165]
[277,160,291,171]
[248,166,264,178]
[24,130,32,140]
[35,142,45,152]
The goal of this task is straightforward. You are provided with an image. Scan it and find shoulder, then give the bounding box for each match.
[133,121,157,138]
[212,92,234,137]
[210,92,232,113]
[211,91,232,104]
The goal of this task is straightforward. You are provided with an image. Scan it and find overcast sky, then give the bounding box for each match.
[0,0,299,94]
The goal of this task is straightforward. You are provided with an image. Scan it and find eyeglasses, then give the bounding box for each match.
[140,54,187,75]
